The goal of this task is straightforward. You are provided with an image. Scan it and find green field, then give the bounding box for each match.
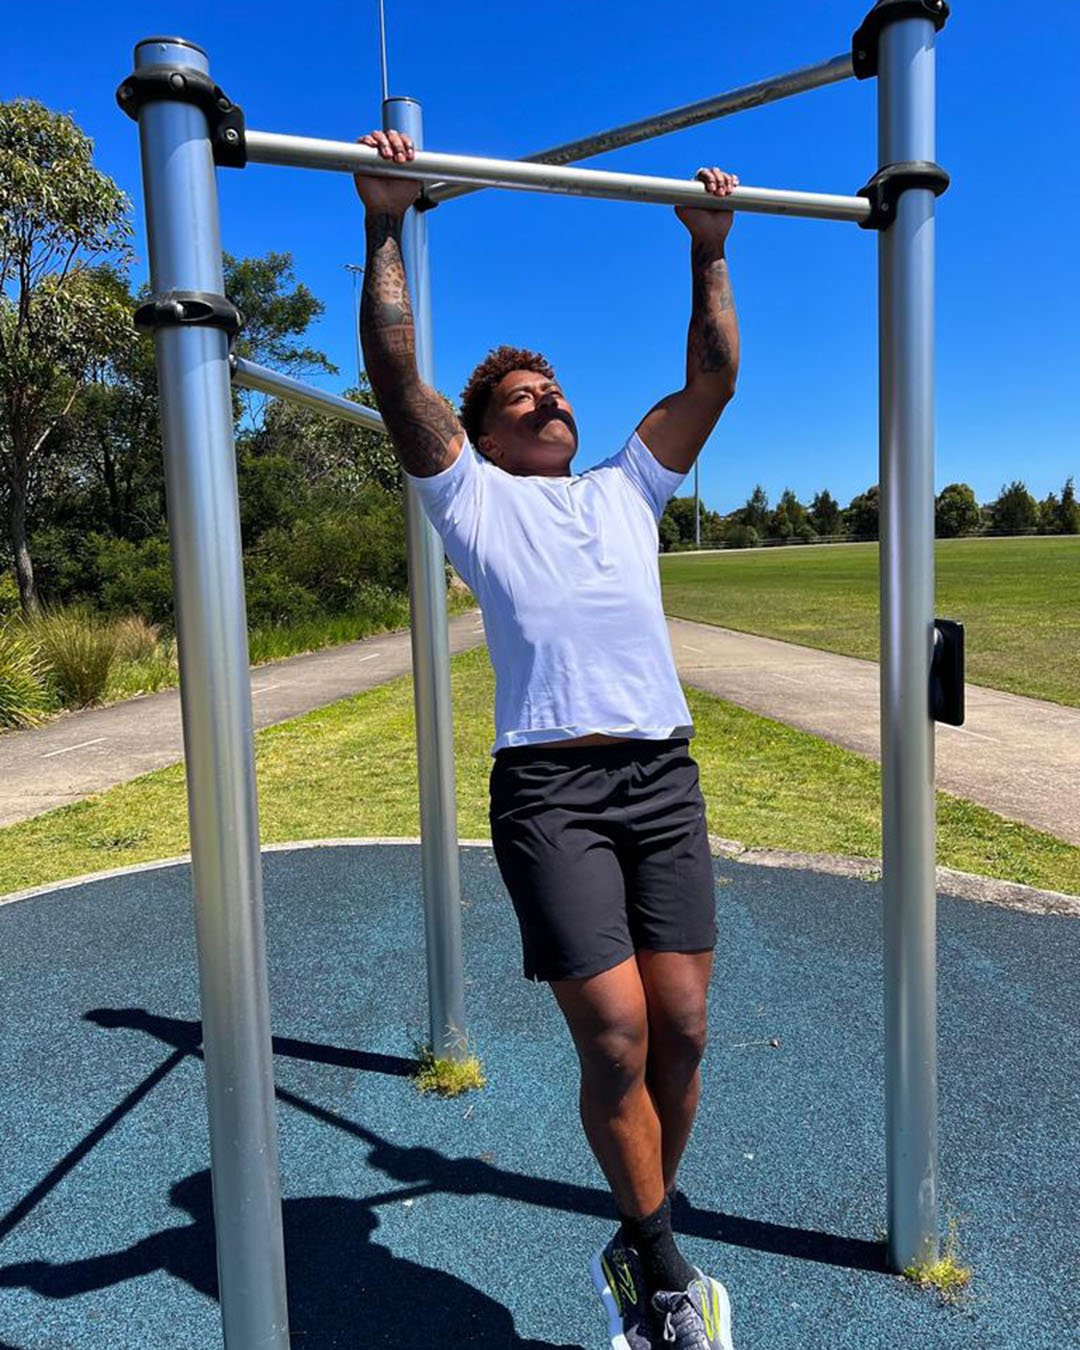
[2,643,1078,898]
[659,536,1080,707]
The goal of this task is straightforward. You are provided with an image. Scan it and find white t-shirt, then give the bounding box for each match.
[405,430,695,758]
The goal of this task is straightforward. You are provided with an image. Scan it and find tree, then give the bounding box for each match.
[1058,476,1079,535]
[243,376,401,497]
[0,100,133,612]
[809,488,842,537]
[659,496,701,548]
[224,252,336,428]
[1037,491,1060,535]
[935,482,981,538]
[846,485,880,539]
[741,484,769,535]
[770,487,811,541]
[989,480,1038,534]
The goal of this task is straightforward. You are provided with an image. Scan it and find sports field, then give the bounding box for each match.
[659,536,1080,707]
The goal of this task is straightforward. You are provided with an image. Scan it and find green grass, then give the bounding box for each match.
[3,643,1078,898]
[659,536,1080,707]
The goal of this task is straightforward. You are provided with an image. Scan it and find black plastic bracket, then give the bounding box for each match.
[133,289,243,341]
[930,618,965,726]
[852,0,950,80]
[116,65,246,168]
[857,160,950,229]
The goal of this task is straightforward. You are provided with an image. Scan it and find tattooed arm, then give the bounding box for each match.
[636,167,740,476]
[354,131,464,477]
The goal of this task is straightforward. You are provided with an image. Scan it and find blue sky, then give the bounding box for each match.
[7,0,1078,513]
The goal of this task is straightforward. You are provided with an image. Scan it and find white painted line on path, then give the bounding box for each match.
[943,724,1000,744]
[252,683,283,695]
[355,654,382,664]
[41,738,107,760]
[680,644,705,654]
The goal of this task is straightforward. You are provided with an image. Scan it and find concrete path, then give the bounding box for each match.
[667,616,1080,846]
[0,612,486,827]
[2,607,1078,846]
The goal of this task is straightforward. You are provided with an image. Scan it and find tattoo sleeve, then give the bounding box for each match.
[360,212,463,476]
[686,240,739,389]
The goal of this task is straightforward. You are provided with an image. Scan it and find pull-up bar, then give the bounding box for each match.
[422,51,856,208]
[245,131,872,224]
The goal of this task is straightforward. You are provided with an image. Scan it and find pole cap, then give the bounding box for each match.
[852,0,949,79]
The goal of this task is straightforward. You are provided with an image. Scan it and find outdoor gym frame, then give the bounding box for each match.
[117,3,952,1344]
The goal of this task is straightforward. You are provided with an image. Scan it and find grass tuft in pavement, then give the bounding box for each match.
[411,1038,487,1097]
[903,1218,973,1303]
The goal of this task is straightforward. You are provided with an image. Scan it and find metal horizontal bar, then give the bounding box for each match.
[231,357,386,432]
[424,52,855,207]
[244,132,871,224]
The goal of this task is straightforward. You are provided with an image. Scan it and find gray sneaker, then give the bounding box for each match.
[649,1268,734,1349]
[590,1230,656,1350]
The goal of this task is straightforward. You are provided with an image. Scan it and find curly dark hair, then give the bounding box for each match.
[459,345,555,449]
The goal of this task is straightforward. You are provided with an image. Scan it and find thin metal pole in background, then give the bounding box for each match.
[382,95,468,1062]
[423,52,855,207]
[877,15,940,1271]
[378,0,390,104]
[344,262,364,385]
[131,37,290,1348]
[232,355,386,432]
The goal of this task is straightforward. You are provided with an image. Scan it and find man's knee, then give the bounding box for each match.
[578,1020,649,1098]
[648,1001,708,1072]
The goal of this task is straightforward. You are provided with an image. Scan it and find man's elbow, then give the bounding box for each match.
[691,365,738,412]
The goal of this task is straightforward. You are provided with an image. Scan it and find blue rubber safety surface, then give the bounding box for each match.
[0,844,1077,1349]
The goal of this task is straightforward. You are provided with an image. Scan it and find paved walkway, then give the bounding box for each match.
[666,617,1080,846]
[2,608,1078,846]
[0,613,485,827]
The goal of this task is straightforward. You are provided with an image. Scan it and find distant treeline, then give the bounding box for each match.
[659,478,1079,552]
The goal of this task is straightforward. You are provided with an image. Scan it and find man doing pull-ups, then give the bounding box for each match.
[354,127,740,1350]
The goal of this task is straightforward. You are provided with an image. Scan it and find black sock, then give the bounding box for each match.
[618,1194,696,1296]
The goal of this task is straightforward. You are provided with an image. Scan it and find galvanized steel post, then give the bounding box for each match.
[382,96,469,1061]
[877,14,941,1270]
[129,37,290,1348]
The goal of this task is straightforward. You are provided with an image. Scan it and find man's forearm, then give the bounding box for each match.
[686,240,739,394]
[359,209,462,474]
[360,211,419,388]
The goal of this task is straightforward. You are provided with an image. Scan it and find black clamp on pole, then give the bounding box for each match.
[857,160,950,229]
[930,619,965,726]
[852,0,950,80]
[116,64,246,168]
[133,290,243,344]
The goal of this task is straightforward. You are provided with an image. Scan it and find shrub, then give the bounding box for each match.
[0,623,52,727]
[28,606,120,708]
[0,571,21,621]
[94,535,175,626]
[725,523,760,549]
[111,614,160,664]
[242,564,321,627]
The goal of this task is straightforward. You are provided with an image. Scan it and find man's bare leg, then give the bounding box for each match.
[550,956,665,1219]
[637,949,713,1194]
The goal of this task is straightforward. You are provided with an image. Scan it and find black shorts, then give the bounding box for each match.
[488,737,717,983]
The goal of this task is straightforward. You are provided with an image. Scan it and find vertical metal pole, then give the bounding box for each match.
[877,16,939,1271]
[131,38,290,1346]
[383,96,468,1061]
[694,463,701,547]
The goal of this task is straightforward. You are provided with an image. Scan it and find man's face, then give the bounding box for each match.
[478,369,578,475]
